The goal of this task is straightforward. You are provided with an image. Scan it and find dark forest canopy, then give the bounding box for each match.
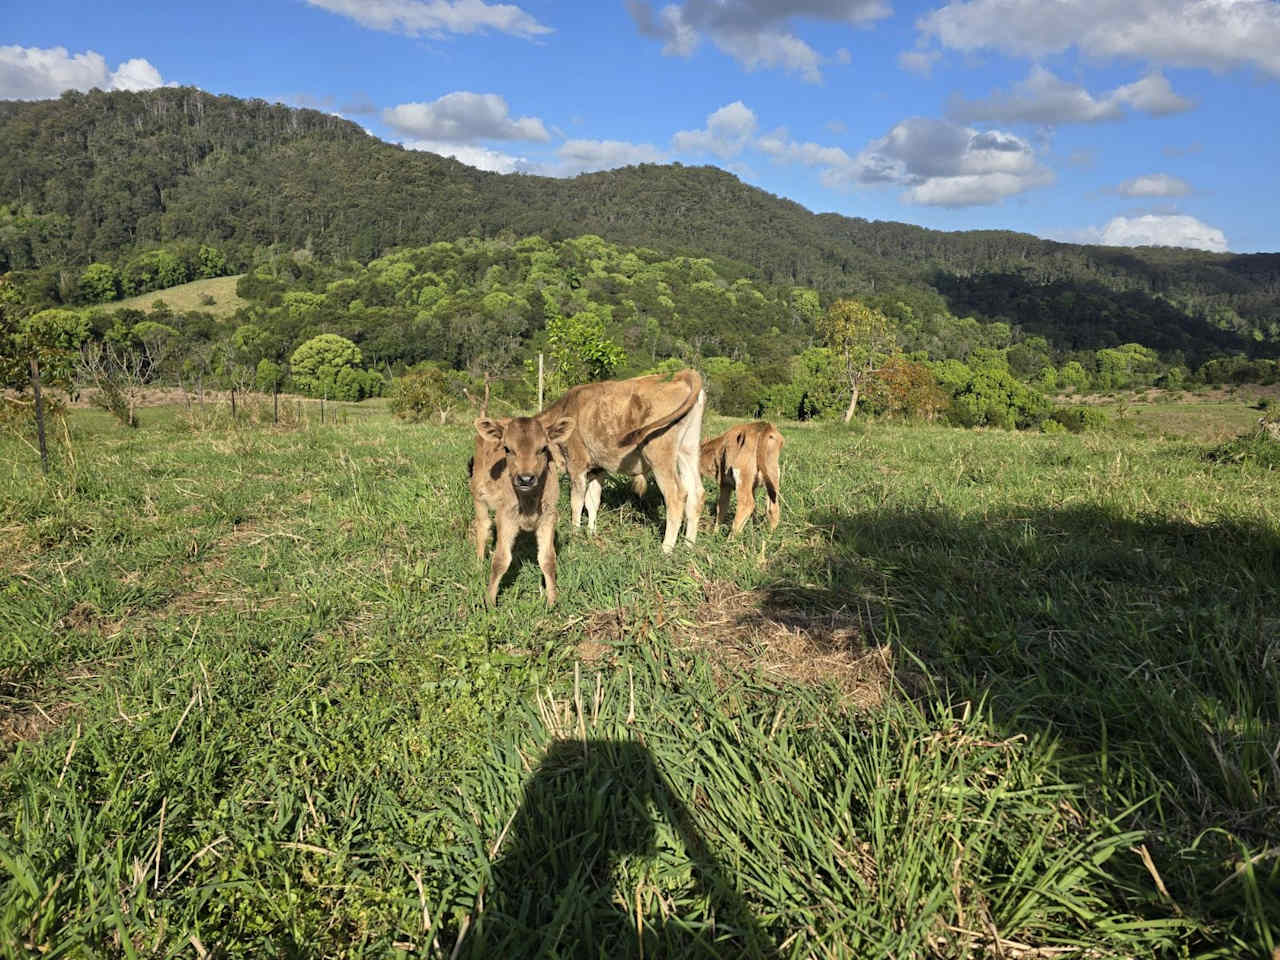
[2,86,1279,363]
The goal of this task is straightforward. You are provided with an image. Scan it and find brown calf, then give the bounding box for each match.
[469,415,575,606]
[539,370,705,553]
[699,421,784,536]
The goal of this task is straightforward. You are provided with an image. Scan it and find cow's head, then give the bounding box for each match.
[476,416,576,493]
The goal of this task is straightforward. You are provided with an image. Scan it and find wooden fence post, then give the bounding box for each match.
[29,356,49,475]
[537,352,544,411]
[273,387,279,424]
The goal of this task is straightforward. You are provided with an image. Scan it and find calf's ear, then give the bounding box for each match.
[545,417,575,444]
[475,418,505,443]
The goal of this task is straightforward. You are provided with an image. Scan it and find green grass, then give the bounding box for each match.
[110,275,247,320]
[1,408,1277,957]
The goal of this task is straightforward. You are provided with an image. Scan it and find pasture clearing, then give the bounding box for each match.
[1,406,1277,957]
[110,275,248,320]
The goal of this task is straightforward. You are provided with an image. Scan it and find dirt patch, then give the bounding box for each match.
[685,577,911,708]
[0,699,74,748]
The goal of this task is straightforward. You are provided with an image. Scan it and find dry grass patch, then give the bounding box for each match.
[686,577,908,707]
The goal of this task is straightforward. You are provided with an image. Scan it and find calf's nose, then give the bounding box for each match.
[515,473,537,488]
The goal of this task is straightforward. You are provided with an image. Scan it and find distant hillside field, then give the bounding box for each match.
[111,274,246,319]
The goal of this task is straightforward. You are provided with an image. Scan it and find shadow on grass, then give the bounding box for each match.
[460,739,779,959]
[761,501,1280,942]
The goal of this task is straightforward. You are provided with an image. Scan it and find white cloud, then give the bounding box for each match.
[554,139,667,174]
[1112,173,1193,196]
[758,127,854,173]
[0,45,165,99]
[382,92,549,142]
[108,58,164,92]
[304,0,551,39]
[897,49,940,75]
[713,27,826,82]
[947,66,1193,126]
[402,139,527,173]
[672,101,758,157]
[1096,214,1228,251]
[919,0,1280,76]
[851,117,1054,205]
[627,0,890,81]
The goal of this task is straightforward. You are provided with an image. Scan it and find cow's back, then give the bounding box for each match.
[542,371,702,472]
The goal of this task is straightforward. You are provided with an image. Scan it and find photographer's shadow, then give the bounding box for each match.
[460,739,779,959]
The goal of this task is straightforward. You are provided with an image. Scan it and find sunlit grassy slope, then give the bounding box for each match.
[110,274,247,320]
[1,404,1276,957]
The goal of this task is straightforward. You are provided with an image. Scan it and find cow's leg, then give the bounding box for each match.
[486,519,516,606]
[569,470,587,529]
[584,475,603,535]
[536,518,558,607]
[472,501,491,561]
[730,462,757,537]
[676,391,705,543]
[649,459,686,554]
[715,473,733,529]
[761,454,782,531]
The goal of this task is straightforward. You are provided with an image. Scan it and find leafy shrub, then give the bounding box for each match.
[949,370,1051,430]
[863,356,949,421]
[390,363,476,423]
[1048,405,1111,433]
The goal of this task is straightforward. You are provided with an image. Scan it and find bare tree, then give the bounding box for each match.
[78,341,147,427]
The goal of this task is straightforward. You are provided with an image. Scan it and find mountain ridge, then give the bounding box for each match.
[1,86,1277,349]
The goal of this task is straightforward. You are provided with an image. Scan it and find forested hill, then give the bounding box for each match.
[2,86,1279,353]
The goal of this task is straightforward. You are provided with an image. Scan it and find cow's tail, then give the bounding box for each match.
[618,370,703,447]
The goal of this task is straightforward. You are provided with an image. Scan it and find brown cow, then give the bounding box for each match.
[469,415,575,606]
[699,421,784,536]
[539,370,705,553]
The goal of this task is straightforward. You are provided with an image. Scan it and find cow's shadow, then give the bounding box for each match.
[457,738,780,959]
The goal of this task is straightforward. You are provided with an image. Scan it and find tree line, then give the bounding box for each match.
[6,234,1276,444]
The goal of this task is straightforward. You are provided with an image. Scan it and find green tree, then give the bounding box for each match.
[256,358,285,393]
[817,299,898,422]
[122,250,187,295]
[546,308,625,391]
[17,308,91,388]
[290,333,362,397]
[79,263,121,303]
[197,244,228,279]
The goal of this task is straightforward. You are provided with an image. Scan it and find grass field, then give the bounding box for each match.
[1,402,1277,957]
[110,275,248,320]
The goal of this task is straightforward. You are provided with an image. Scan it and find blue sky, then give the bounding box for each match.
[5,0,1278,252]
